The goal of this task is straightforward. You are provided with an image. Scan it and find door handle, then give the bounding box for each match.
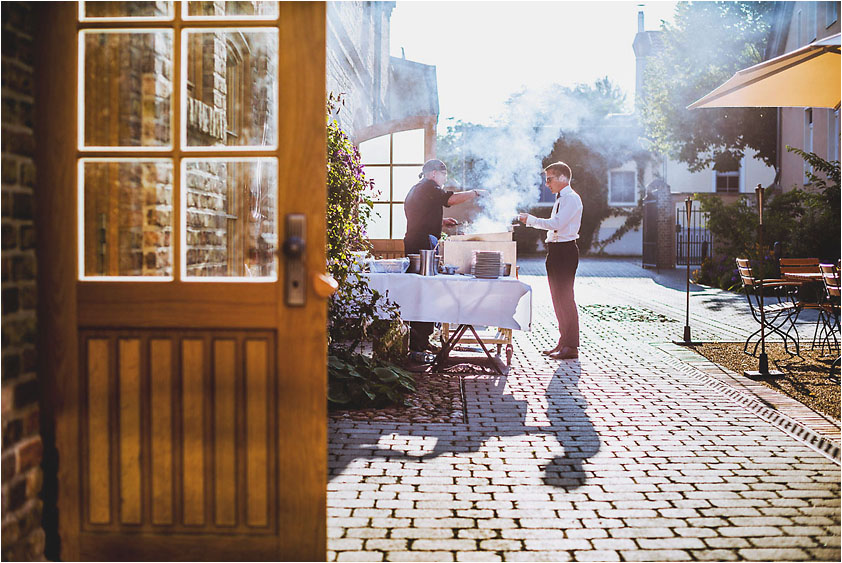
[283,214,307,306]
[313,272,338,298]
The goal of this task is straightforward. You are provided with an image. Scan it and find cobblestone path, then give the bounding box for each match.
[329,258,840,562]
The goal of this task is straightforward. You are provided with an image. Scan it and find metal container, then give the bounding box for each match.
[407,253,421,274]
[419,249,437,276]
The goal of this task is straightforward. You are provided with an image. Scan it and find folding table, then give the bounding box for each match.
[363,273,532,374]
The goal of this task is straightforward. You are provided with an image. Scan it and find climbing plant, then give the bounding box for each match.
[326,94,414,409]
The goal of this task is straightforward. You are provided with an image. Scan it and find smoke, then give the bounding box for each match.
[449,85,594,233]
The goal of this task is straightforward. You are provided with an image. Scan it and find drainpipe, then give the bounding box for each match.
[775,107,782,188]
[372,3,382,121]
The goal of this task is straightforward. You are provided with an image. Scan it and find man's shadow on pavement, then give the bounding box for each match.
[329,360,600,491]
[540,361,600,489]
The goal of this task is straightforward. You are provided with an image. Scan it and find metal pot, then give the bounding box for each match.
[419,249,437,276]
[407,253,421,273]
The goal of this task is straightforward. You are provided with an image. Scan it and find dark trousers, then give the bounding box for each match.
[546,241,579,348]
[405,234,435,351]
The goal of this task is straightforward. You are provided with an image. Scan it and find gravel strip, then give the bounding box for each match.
[690,342,840,420]
[329,371,464,424]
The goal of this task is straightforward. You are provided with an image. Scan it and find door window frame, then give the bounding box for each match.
[76,1,281,282]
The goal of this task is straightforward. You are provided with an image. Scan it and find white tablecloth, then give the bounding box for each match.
[363,273,532,331]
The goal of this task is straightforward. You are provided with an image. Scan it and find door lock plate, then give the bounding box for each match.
[284,214,306,306]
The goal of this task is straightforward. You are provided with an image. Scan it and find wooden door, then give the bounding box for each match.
[34,2,327,560]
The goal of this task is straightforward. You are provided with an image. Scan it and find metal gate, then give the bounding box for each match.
[675,206,712,265]
[642,192,658,268]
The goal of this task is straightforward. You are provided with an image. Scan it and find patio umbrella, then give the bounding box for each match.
[688,33,841,110]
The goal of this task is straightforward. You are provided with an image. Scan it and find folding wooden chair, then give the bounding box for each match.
[736,258,802,357]
[818,263,841,359]
[779,257,825,348]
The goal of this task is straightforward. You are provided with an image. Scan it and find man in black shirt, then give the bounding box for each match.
[404,159,486,353]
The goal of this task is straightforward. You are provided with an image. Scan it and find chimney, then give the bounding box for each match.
[638,10,644,32]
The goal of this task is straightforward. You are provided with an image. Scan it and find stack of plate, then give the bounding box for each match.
[471,251,502,279]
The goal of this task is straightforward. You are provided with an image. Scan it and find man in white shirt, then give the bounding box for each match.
[518,161,583,360]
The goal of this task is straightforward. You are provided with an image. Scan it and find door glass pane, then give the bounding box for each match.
[358,135,390,165]
[185,1,279,19]
[81,31,173,148]
[392,129,425,164]
[392,166,423,202]
[184,30,278,148]
[392,204,407,239]
[364,165,390,202]
[80,1,173,20]
[81,159,173,278]
[366,204,390,240]
[183,159,277,279]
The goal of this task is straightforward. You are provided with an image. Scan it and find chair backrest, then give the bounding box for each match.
[819,263,840,298]
[736,258,755,287]
[779,257,820,275]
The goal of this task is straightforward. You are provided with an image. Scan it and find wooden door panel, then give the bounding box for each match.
[37,2,327,560]
[150,338,174,525]
[79,330,276,539]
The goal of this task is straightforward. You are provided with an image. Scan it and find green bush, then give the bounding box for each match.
[695,149,840,291]
[765,147,840,263]
[326,94,414,409]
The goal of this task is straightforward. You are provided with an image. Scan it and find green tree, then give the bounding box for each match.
[640,1,777,172]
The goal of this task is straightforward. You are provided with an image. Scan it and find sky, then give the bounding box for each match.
[389,0,679,133]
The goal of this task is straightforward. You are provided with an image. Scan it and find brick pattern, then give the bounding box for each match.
[1,2,45,560]
[328,258,841,561]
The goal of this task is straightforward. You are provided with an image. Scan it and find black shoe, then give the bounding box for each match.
[549,347,578,360]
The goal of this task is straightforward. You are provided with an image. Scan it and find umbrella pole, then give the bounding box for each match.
[745,184,782,377]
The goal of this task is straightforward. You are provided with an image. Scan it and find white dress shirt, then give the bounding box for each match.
[525,186,583,243]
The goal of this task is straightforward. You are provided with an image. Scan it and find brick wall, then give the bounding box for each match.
[326,1,395,137]
[1,1,46,560]
[654,179,676,269]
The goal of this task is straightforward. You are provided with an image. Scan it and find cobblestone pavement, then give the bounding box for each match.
[329,258,841,562]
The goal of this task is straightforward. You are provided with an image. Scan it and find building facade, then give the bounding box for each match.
[769,2,840,191]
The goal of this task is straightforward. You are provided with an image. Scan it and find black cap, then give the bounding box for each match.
[420,159,447,178]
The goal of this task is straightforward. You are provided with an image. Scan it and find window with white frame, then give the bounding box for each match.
[804,108,814,183]
[830,110,841,162]
[608,170,636,205]
[358,129,425,239]
[827,1,839,27]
